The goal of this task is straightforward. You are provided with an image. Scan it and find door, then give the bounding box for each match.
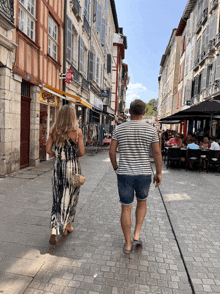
[20,96,31,169]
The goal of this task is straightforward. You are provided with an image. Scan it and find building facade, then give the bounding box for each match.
[157,0,220,136]
[0,0,129,177]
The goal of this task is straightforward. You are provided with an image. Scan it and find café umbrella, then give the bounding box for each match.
[159,99,220,134]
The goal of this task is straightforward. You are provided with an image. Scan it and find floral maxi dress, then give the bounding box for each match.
[51,138,82,235]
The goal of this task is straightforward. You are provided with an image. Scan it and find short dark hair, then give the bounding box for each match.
[210,136,215,141]
[130,99,146,116]
[190,137,196,143]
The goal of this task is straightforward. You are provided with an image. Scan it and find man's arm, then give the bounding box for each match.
[151,142,162,187]
[109,139,118,171]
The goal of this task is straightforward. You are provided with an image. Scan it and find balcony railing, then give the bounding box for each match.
[82,78,90,92]
[0,0,14,24]
[71,65,81,83]
[210,0,218,13]
[83,16,91,38]
[70,0,81,21]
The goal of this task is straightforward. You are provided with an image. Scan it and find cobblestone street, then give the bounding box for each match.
[0,151,219,294]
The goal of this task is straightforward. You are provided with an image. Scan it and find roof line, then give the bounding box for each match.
[110,0,119,33]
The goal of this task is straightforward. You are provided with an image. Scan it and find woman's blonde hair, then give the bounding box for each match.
[50,105,78,146]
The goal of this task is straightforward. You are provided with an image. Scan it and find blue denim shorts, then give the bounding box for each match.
[117,174,152,205]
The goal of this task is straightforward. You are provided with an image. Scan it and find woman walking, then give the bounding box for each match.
[46,105,85,245]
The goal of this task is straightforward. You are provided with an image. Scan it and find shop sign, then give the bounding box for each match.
[40,90,58,106]
[94,96,103,111]
[100,90,110,98]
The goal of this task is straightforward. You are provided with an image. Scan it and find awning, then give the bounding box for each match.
[159,120,181,124]
[41,84,92,109]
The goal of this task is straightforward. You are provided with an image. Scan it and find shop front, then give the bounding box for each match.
[39,90,59,161]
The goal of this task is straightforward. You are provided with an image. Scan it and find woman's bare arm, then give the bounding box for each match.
[46,136,55,157]
[77,129,85,157]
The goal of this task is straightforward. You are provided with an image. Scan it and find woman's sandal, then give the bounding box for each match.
[49,234,58,245]
[62,226,74,236]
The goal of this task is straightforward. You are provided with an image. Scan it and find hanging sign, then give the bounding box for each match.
[40,90,58,106]
[100,90,110,98]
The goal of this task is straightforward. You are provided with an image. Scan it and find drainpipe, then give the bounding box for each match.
[63,0,67,105]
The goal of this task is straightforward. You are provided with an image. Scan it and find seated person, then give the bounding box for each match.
[209,136,220,150]
[199,137,210,150]
[182,134,192,147]
[187,137,199,149]
[166,133,182,147]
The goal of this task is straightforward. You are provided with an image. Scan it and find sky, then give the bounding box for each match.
[115,0,188,109]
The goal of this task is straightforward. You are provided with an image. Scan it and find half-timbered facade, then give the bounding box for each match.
[13,0,64,168]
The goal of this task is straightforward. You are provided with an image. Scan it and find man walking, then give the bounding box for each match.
[109,99,162,253]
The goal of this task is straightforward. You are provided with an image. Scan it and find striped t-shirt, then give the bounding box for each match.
[112,121,159,175]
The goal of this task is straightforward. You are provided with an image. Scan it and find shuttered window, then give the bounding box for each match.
[84,0,89,21]
[66,16,72,62]
[201,28,206,55]
[190,45,194,69]
[107,54,111,73]
[93,52,96,81]
[211,60,216,84]
[206,23,209,46]
[185,54,189,76]
[101,18,106,46]
[88,51,94,82]
[215,55,220,80]
[79,36,84,73]
[93,0,97,22]
[96,3,102,34]
[105,0,108,15]
[209,13,217,41]
[202,67,207,89]
[196,37,201,61]
[207,65,211,87]
[194,76,199,94]
[96,56,100,84]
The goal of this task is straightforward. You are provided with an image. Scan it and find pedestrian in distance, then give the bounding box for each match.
[46,105,85,245]
[109,99,162,254]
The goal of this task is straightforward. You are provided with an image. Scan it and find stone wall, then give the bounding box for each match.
[0,68,22,176]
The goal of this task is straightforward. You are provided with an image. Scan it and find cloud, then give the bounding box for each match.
[126,83,147,107]
[125,83,158,109]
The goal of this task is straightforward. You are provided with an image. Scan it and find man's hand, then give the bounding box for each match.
[153,174,162,188]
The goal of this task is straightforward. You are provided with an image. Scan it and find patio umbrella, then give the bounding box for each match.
[159,99,220,134]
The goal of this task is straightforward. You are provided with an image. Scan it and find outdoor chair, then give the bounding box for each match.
[166,148,181,169]
[185,149,201,172]
[206,150,220,173]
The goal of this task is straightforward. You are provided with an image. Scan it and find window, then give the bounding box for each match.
[96,56,100,84]
[83,46,88,78]
[48,16,58,61]
[18,0,36,41]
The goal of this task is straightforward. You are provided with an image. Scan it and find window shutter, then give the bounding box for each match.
[207,66,211,87]
[93,0,97,22]
[200,70,204,92]
[201,28,206,55]
[100,64,103,88]
[105,0,108,15]
[107,54,111,73]
[213,13,217,40]
[194,76,199,94]
[215,56,220,80]
[84,0,89,20]
[211,59,216,84]
[96,56,100,84]
[206,23,209,46]
[209,15,215,41]
[66,16,72,61]
[197,37,201,60]
[202,67,207,89]
[79,36,84,73]
[185,54,189,76]
[96,3,102,34]
[88,51,94,82]
[101,18,106,46]
[190,45,194,69]
[94,51,96,81]
[192,11,197,35]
